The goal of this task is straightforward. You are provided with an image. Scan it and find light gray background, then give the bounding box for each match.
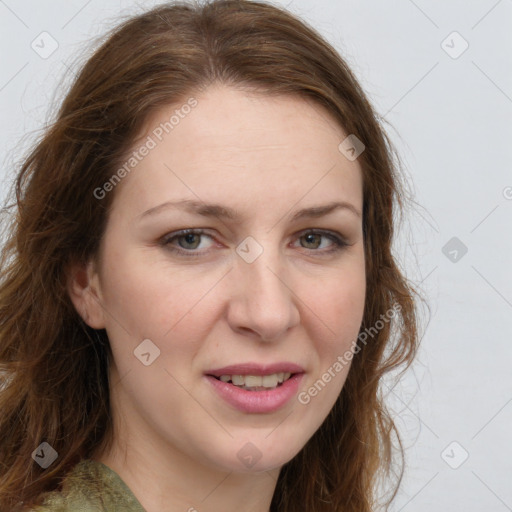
[1,1,511,510]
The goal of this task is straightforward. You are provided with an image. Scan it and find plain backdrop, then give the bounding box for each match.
[1,1,511,510]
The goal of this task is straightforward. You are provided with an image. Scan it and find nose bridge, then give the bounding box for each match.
[238,237,287,301]
[228,236,299,339]
[244,253,284,297]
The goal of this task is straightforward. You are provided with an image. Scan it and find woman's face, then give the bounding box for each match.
[83,84,366,473]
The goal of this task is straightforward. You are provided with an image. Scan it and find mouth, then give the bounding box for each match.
[205,363,305,413]
[209,372,294,391]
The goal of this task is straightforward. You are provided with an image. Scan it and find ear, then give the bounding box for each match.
[67,259,106,329]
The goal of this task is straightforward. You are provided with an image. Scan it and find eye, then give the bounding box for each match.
[160,229,215,256]
[293,230,348,253]
[159,228,349,258]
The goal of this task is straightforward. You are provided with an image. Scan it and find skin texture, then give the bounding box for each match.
[69,84,366,512]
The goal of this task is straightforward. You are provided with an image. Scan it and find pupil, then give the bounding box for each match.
[180,233,200,249]
[303,233,320,249]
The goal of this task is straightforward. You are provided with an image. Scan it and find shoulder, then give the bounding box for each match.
[25,459,145,512]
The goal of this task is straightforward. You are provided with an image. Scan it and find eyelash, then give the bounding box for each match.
[159,228,349,258]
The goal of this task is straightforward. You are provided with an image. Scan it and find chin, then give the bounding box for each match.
[205,432,309,474]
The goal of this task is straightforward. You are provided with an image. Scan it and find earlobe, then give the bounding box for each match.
[67,260,106,330]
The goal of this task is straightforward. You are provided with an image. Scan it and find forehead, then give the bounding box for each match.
[112,85,363,217]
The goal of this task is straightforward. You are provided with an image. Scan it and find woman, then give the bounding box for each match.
[0,1,419,511]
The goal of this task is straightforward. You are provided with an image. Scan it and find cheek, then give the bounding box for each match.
[297,269,365,415]
[301,266,365,404]
[99,246,223,342]
[98,262,231,387]
[308,262,365,343]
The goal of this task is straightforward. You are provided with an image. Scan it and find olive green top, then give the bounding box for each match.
[29,459,146,511]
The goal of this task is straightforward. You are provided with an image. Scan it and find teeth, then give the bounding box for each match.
[216,372,293,389]
[245,375,262,387]
[232,375,245,386]
[262,374,278,388]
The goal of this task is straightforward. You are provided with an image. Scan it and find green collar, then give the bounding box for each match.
[34,459,146,511]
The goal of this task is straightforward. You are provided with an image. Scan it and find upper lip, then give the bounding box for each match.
[206,362,305,377]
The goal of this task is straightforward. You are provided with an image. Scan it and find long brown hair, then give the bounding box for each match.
[0,1,420,510]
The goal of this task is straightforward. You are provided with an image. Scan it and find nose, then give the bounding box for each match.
[226,247,300,342]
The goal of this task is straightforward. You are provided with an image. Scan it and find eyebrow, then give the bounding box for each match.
[138,199,361,222]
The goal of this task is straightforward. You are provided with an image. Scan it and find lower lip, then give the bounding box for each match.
[205,373,304,413]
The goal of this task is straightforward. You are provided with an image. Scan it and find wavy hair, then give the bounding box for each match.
[0,1,420,510]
